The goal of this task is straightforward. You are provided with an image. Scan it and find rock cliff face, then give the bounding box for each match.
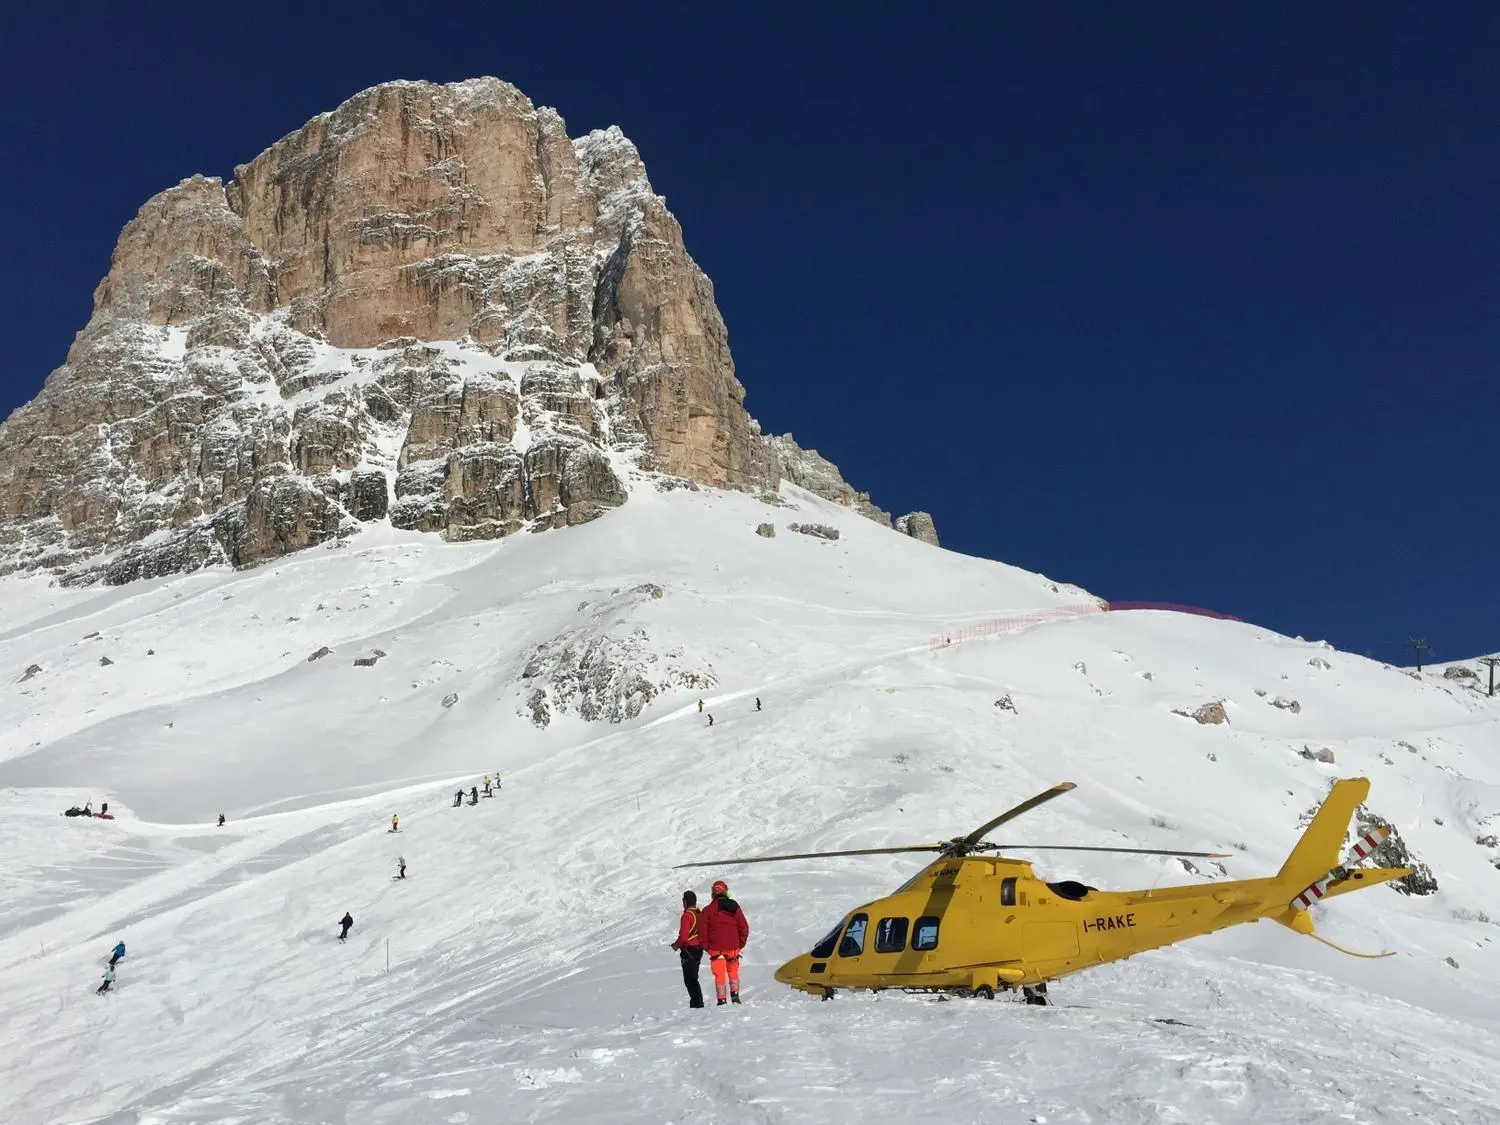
[0,78,926,584]
[768,434,939,544]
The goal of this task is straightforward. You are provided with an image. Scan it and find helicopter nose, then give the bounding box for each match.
[775,954,810,987]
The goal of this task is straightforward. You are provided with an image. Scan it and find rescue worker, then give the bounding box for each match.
[339,912,354,942]
[670,890,705,1008]
[482,775,492,797]
[699,879,749,1005]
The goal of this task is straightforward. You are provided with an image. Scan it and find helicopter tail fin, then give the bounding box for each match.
[1266,776,1413,935]
[1274,777,1370,891]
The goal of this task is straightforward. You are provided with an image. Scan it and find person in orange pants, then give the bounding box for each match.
[699,879,750,1005]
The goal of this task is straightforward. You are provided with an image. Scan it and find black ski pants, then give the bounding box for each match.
[679,947,705,1008]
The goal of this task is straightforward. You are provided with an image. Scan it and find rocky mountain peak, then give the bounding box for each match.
[0,77,930,584]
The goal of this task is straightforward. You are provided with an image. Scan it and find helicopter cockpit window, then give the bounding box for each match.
[874,917,908,953]
[912,916,940,951]
[1001,877,1017,906]
[838,913,869,957]
[810,920,843,960]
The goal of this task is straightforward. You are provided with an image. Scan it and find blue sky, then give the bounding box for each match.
[1,3,1495,664]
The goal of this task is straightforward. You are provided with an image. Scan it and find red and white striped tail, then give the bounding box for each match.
[1290,826,1389,911]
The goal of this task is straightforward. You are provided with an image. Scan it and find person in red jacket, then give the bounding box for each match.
[699,879,749,1005]
[670,890,705,1008]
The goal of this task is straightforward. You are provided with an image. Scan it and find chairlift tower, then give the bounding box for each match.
[1480,656,1500,698]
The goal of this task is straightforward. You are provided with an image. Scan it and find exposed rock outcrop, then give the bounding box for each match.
[766,434,890,525]
[518,583,712,726]
[895,511,940,546]
[0,78,933,584]
[1354,809,1438,896]
[788,522,840,541]
[1175,701,1228,725]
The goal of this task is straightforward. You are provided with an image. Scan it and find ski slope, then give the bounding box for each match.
[1,477,1498,1124]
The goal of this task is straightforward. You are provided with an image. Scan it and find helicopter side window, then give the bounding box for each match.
[1001,877,1017,907]
[838,913,869,957]
[810,921,844,960]
[912,916,940,951]
[874,917,908,953]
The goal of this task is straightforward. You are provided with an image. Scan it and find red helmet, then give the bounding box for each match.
[711,879,728,896]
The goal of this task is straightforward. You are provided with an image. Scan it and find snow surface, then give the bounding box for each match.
[1,478,1498,1124]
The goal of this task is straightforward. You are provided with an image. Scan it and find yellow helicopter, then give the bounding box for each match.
[677,777,1410,1004]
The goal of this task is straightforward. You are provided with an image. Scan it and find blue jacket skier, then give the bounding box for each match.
[109,941,126,967]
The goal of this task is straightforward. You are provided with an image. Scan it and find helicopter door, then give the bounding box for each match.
[1022,920,1080,962]
[837,914,869,957]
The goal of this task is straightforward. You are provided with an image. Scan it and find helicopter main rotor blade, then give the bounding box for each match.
[961,781,1078,847]
[981,843,1232,858]
[673,844,945,870]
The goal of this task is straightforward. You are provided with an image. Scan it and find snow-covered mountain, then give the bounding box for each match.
[0,78,933,586]
[2,470,1498,1124]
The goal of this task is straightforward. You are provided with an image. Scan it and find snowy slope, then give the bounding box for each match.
[1,474,1498,1125]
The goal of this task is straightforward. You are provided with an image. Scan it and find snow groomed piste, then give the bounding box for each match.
[1,482,1497,1124]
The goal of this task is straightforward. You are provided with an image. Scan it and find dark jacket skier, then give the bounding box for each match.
[217,814,225,826]
[397,856,406,879]
[671,890,705,1008]
[339,912,354,941]
[469,786,479,805]
[453,789,464,808]
[109,941,126,967]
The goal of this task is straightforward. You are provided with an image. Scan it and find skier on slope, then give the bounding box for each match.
[217,814,225,826]
[339,912,354,942]
[109,940,126,968]
[390,814,399,832]
[469,786,479,805]
[96,965,116,994]
[755,697,761,712]
[670,890,705,1008]
[700,880,749,1005]
[396,856,407,879]
[453,789,464,808]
